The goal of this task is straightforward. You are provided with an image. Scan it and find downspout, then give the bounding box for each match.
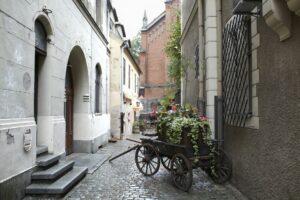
[216,0,224,146]
[198,0,205,114]
[217,0,222,96]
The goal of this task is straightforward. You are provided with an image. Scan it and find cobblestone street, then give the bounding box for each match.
[63,134,247,200]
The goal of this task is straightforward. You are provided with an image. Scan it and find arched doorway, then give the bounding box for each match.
[65,46,89,155]
[34,20,47,144]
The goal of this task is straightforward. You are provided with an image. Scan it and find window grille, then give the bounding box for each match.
[222,15,252,127]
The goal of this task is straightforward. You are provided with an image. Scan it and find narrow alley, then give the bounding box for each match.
[62,134,246,200]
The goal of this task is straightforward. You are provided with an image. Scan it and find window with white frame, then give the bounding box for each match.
[123,58,126,85]
[95,64,102,113]
[128,65,131,88]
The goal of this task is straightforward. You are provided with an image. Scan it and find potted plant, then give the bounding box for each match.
[132,121,140,134]
[157,104,213,161]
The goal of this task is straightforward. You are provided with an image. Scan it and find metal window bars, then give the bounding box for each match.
[222,15,252,127]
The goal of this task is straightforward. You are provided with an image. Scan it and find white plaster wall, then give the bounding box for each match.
[0,121,36,182]
[0,0,110,181]
[109,34,122,137]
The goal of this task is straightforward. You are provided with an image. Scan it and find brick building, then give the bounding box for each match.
[139,0,180,112]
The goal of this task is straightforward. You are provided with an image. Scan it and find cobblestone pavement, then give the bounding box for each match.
[63,134,247,200]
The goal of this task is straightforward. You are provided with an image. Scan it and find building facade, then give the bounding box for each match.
[139,0,180,112]
[221,0,300,199]
[0,0,110,198]
[109,5,142,138]
[181,0,222,136]
[181,0,300,199]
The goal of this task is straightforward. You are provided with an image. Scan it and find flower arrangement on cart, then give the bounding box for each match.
[135,104,232,192]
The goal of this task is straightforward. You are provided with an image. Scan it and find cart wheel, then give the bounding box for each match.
[209,149,232,184]
[135,144,160,176]
[161,156,172,171]
[170,153,193,192]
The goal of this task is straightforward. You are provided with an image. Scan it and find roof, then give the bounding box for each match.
[115,23,126,38]
[141,11,166,32]
[124,47,142,75]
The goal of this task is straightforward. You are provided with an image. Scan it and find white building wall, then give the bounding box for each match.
[0,0,110,183]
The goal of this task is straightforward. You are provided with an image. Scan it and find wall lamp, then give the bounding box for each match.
[42,6,53,15]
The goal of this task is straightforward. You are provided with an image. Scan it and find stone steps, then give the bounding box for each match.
[36,153,60,167]
[26,167,87,195]
[26,147,87,196]
[31,160,75,181]
[36,145,48,156]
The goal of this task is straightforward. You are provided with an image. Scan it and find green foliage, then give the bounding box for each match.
[159,93,175,111]
[157,105,213,163]
[165,10,183,89]
[129,32,142,63]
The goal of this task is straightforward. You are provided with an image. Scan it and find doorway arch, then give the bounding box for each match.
[65,46,89,155]
[34,16,53,148]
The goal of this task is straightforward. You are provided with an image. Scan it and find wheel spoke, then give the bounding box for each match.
[149,163,153,174]
[145,163,149,174]
[220,169,228,177]
[140,162,146,169]
[149,161,156,170]
[151,159,158,164]
[220,166,230,171]
[167,159,171,167]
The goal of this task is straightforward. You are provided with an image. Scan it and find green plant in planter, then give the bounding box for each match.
[132,121,140,134]
[157,105,213,162]
[138,120,146,132]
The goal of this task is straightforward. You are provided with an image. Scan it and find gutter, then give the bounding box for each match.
[198,0,205,103]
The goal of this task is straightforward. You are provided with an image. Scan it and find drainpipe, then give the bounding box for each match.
[198,0,205,114]
[216,0,224,147]
[217,0,222,96]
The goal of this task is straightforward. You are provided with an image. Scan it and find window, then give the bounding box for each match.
[123,58,126,85]
[137,77,140,94]
[222,15,252,127]
[134,74,137,93]
[35,20,47,55]
[128,65,131,88]
[109,19,113,31]
[131,69,133,89]
[139,87,145,97]
[95,64,102,113]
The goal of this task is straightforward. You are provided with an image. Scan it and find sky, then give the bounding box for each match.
[111,0,165,39]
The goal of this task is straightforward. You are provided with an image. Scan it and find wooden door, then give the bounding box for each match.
[65,67,73,155]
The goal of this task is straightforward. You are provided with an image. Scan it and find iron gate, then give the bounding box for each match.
[222,15,252,127]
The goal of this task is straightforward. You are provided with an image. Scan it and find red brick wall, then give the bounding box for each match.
[139,0,179,101]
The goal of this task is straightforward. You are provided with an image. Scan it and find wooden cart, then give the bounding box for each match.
[135,136,232,192]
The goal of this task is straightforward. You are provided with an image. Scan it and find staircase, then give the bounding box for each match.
[25,146,88,196]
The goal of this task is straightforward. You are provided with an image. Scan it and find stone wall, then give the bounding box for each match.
[222,0,300,199]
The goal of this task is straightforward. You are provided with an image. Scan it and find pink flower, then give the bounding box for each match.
[199,116,208,121]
